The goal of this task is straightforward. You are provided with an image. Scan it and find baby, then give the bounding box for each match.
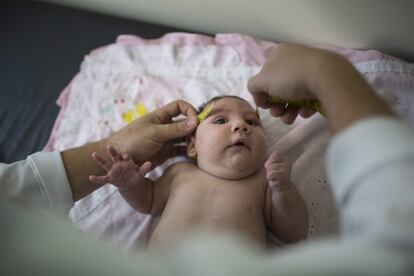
[90,96,308,252]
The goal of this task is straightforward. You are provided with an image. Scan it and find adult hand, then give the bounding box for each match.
[248,43,391,129]
[248,44,335,124]
[62,100,198,201]
[109,100,198,167]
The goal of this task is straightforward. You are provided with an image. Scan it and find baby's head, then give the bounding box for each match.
[187,96,266,180]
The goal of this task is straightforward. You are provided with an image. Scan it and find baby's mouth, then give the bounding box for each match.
[229,139,250,149]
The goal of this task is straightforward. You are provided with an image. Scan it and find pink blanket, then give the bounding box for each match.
[45,32,414,251]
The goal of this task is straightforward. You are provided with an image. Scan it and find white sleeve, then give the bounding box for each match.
[327,117,414,244]
[0,151,74,214]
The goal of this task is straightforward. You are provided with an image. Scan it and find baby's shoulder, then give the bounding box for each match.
[163,161,198,177]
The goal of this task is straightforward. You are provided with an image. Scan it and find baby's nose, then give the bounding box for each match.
[232,121,249,133]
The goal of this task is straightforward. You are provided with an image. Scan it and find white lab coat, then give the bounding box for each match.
[1,117,413,275]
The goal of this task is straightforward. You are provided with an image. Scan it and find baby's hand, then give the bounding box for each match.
[89,145,152,190]
[265,151,292,192]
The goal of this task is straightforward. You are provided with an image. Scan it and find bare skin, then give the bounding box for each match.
[61,100,199,201]
[90,98,308,252]
[248,43,393,133]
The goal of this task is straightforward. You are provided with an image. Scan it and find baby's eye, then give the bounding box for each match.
[246,119,260,126]
[214,118,227,124]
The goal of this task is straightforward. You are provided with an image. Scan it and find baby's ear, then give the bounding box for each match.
[186,135,197,158]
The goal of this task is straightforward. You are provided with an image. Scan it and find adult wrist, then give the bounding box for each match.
[305,51,351,101]
[61,138,109,201]
[306,52,392,133]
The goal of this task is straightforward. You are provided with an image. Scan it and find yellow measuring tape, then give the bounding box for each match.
[197,102,215,123]
[269,96,326,116]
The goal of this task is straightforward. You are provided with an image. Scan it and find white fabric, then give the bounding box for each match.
[0,151,73,214]
[1,117,414,275]
[327,117,414,246]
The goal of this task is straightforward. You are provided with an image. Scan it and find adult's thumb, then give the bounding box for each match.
[247,74,262,94]
[248,74,272,108]
[156,117,198,141]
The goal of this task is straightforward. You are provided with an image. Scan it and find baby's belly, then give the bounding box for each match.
[148,195,267,252]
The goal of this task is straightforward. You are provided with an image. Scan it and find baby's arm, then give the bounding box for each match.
[264,151,309,243]
[89,146,170,215]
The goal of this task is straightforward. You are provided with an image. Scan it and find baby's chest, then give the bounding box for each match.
[170,178,265,217]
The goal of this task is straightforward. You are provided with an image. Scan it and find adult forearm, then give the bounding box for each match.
[61,139,109,201]
[307,52,393,134]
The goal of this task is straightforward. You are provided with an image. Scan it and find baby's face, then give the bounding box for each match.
[187,97,266,180]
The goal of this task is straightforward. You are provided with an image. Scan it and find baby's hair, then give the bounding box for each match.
[197,95,249,114]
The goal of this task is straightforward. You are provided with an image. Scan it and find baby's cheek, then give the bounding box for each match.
[196,138,219,160]
[257,142,267,161]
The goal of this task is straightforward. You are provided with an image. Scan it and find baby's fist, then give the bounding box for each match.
[265,151,292,192]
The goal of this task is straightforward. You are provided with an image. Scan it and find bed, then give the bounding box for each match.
[2,0,414,251]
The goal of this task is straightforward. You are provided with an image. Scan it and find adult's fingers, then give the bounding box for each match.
[248,75,271,108]
[155,117,198,141]
[269,103,316,122]
[247,73,266,94]
[147,100,198,141]
[252,92,272,109]
[151,100,198,124]
[269,104,286,117]
[281,105,300,125]
[299,107,317,118]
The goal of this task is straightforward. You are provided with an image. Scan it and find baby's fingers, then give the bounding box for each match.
[268,180,291,193]
[266,168,284,181]
[265,151,285,167]
[268,180,281,189]
[265,163,285,173]
[107,145,122,162]
[122,152,133,161]
[92,152,112,171]
[89,174,110,185]
[137,161,152,177]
